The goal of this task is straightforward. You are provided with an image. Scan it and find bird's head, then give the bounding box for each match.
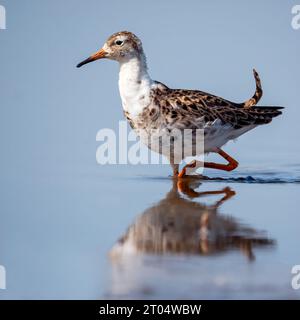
[76,31,144,68]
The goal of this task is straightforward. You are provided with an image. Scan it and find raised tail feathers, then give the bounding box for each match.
[243,69,263,108]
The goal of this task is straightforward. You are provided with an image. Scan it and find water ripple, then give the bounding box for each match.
[201,175,300,184]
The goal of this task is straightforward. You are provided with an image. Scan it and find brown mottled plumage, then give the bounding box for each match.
[146,74,281,130]
[77,31,283,177]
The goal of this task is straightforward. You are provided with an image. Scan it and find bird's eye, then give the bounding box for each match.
[115,40,123,46]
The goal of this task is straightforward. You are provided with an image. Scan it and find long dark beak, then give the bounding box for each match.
[76,48,107,68]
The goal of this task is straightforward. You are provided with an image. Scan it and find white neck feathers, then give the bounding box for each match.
[118,53,153,117]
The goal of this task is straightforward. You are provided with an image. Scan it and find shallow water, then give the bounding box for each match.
[0,164,300,299]
[1,0,300,301]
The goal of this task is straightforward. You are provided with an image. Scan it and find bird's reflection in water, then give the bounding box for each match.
[110,179,274,262]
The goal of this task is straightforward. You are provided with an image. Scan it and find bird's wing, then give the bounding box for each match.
[152,83,282,130]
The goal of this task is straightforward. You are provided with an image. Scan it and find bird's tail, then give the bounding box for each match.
[243,69,263,108]
[248,106,284,125]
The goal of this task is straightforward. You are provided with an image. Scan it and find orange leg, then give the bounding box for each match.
[177,160,197,178]
[204,149,239,171]
[178,148,238,178]
[177,180,235,202]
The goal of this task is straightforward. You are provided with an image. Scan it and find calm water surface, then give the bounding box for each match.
[0,164,299,299]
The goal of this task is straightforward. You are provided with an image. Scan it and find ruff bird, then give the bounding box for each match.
[77,31,283,177]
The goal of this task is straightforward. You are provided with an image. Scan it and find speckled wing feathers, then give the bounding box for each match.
[151,81,282,130]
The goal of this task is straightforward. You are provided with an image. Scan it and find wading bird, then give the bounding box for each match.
[77,31,283,177]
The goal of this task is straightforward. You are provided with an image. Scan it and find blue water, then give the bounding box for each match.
[0,164,300,299]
